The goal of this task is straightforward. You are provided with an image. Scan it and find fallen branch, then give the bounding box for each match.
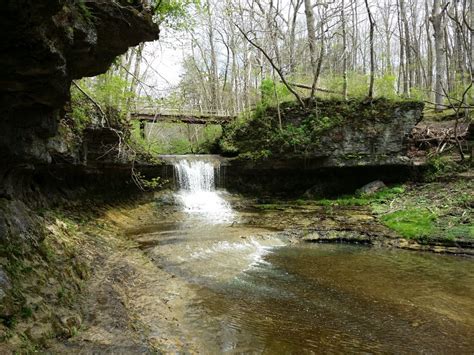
[286,82,339,94]
[72,81,109,126]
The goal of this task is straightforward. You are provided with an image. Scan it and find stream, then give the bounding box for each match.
[129,156,474,353]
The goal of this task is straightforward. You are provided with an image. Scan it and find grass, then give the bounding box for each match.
[377,179,473,241]
[313,178,473,243]
[381,208,437,239]
[315,186,406,207]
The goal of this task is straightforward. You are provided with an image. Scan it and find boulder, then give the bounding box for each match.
[357,180,386,195]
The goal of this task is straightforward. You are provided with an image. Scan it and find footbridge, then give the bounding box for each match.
[131,108,236,125]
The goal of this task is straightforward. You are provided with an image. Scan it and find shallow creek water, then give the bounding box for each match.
[130,156,474,353]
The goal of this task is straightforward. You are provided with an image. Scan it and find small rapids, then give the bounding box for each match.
[134,155,474,353]
[146,155,285,284]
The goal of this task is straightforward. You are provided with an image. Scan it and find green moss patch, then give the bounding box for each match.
[381,208,437,239]
[311,176,473,243]
[374,177,473,242]
[219,97,423,159]
[315,186,406,207]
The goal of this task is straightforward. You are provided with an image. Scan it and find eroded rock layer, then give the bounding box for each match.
[0,0,159,165]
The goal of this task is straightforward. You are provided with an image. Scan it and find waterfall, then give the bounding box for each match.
[172,156,234,223]
[174,159,218,192]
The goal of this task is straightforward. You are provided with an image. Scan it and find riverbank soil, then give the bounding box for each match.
[0,198,198,353]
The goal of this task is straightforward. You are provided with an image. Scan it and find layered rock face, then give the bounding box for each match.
[0,0,159,166]
[221,99,424,167]
[220,99,425,195]
[317,102,423,166]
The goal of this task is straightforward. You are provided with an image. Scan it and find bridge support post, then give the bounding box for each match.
[140,121,146,139]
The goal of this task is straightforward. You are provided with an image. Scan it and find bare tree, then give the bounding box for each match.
[431,0,447,111]
[365,0,376,98]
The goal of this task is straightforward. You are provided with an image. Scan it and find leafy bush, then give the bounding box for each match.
[260,79,292,106]
[374,73,397,99]
[423,155,466,181]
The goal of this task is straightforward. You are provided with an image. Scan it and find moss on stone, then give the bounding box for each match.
[219,97,424,160]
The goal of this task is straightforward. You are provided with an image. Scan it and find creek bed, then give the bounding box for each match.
[125,156,474,353]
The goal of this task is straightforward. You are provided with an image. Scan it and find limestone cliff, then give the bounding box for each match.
[219,98,425,195]
[0,1,160,319]
[220,98,424,166]
[0,0,159,166]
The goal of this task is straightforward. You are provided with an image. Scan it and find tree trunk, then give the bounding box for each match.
[431,0,447,111]
[342,0,348,100]
[304,0,319,98]
[425,0,434,97]
[365,0,375,98]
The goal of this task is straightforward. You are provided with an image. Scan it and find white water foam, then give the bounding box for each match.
[189,237,284,270]
[173,157,234,223]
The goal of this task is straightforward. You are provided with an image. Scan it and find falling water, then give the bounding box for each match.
[172,156,234,223]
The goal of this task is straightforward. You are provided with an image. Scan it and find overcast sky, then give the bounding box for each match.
[142,28,190,96]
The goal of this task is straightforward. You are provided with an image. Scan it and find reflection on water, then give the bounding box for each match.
[139,209,474,353]
[184,244,474,353]
[135,156,474,353]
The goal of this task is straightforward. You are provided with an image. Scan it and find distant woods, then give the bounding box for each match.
[76,0,474,115]
[172,0,473,112]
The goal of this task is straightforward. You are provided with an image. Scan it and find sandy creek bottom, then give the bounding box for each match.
[120,189,474,354]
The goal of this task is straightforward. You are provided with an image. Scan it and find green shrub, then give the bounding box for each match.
[375,73,397,99]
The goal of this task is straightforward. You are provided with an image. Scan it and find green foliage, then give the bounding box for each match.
[381,208,437,239]
[69,88,94,133]
[130,120,222,155]
[134,172,165,191]
[129,121,163,156]
[20,306,33,320]
[447,74,474,104]
[320,73,367,99]
[168,137,192,154]
[369,178,473,242]
[409,87,426,101]
[76,0,94,22]
[316,186,406,207]
[260,79,292,106]
[374,73,397,99]
[69,74,134,134]
[320,71,427,101]
[154,0,200,29]
[239,149,272,161]
[219,97,421,159]
[196,125,222,153]
[92,74,135,115]
[423,155,466,182]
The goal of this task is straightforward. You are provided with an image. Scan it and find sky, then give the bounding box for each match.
[142,29,190,96]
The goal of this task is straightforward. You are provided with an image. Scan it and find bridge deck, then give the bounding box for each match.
[131,112,235,125]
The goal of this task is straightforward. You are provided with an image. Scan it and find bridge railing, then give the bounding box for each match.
[133,108,233,118]
[131,99,235,118]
